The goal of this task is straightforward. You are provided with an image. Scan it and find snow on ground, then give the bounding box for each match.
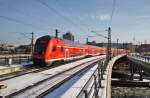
[44,62,98,98]
[0,66,9,69]
[0,56,103,96]
[0,61,33,75]
[98,70,108,98]
[0,61,33,68]
[44,56,106,98]
[10,61,33,67]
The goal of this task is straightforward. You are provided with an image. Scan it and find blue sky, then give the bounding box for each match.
[0,0,150,45]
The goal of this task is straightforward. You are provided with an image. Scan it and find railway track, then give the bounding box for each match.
[0,56,92,82]
[37,59,98,98]
[0,66,49,82]
[0,56,103,98]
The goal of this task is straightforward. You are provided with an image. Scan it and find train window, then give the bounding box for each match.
[34,38,49,56]
[52,46,56,52]
[60,46,64,52]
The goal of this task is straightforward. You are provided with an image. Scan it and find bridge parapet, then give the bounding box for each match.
[100,54,126,98]
[127,54,150,75]
[129,54,150,63]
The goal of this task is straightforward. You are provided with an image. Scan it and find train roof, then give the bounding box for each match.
[64,40,105,49]
[37,35,51,41]
[63,40,87,48]
[37,35,105,49]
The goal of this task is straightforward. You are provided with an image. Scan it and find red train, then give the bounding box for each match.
[32,35,130,66]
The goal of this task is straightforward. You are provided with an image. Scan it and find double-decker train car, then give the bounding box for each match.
[32,35,130,66]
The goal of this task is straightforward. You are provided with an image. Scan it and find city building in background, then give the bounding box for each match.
[63,32,74,41]
[0,43,31,54]
[15,45,31,54]
[87,41,133,51]
[0,43,15,54]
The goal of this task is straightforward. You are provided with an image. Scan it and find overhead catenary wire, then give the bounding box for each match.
[0,3,54,27]
[0,2,67,34]
[109,0,116,27]
[20,33,32,40]
[54,0,91,32]
[91,30,108,39]
[36,0,88,35]
[0,15,41,30]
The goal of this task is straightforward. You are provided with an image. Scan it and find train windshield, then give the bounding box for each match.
[34,36,50,56]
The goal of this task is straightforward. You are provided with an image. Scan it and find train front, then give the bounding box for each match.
[32,35,50,66]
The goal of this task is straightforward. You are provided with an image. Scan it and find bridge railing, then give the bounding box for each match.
[76,54,126,98]
[76,60,105,98]
[131,54,150,63]
[0,55,32,66]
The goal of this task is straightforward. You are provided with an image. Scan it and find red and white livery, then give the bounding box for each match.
[32,35,130,66]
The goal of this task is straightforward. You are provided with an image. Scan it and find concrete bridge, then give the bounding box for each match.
[0,54,149,98]
[99,54,150,98]
[127,54,150,75]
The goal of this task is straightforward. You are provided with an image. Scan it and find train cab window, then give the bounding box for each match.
[60,46,64,52]
[52,46,56,52]
[34,36,50,56]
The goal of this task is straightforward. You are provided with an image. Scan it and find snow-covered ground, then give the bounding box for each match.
[43,57,107,98]
[9,61,33,67]
[44,62,98,98]
[0,61,33,75]
[0,56,104,97]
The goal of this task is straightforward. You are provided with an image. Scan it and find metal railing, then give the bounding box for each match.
[0,55,32,66]
[76,60,105,98]
[131,54,150,63]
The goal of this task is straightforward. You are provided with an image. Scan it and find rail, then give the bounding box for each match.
[74,55,125,98]
[0,57,100,98]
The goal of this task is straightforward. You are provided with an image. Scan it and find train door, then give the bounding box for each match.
[65,49,69,59]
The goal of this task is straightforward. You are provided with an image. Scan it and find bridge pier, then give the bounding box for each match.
[138,65,143,81]
[83,90,88,98]
[129,62,143,81]
[129,63,134,80]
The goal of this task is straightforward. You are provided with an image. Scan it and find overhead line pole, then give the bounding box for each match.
[105,27,111,69]
[117,38,119,55]
[31,32,34,55]
[91,27,111,68]
[55,29,59,38]
[108,27,111,60]
[20,32,34,55]
[86,38,88,44]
